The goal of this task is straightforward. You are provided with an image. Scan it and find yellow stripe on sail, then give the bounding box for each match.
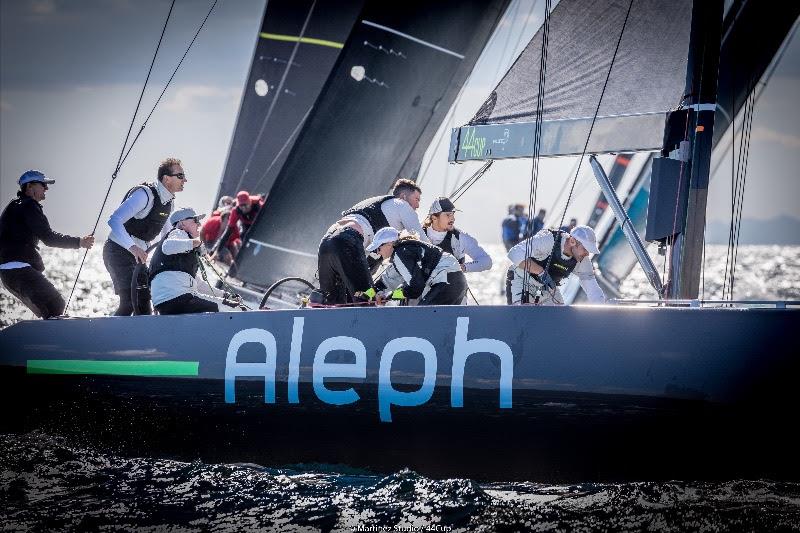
[260,32,343,49]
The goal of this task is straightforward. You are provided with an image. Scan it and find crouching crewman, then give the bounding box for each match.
[149,207,220,315]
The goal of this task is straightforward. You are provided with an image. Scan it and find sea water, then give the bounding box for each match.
[2,245,799,531]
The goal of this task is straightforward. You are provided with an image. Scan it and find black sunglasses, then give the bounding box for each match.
[166,172,186,180]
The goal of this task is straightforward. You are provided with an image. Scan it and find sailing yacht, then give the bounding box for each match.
[1,0,798,482]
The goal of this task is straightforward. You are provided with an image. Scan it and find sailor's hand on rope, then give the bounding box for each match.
[536,270,557,291]
[79,235,95,249]
[129,244,148,264]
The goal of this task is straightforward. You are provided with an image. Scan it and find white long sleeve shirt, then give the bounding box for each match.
[341,197,430,249]
[507,229,605,303]
[107,181,174,253]
[424,227,492,273]
[149,228,203,306]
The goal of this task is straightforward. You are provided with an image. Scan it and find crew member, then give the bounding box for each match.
[0,170,94,318]
[212,190,262,257]
[423,197,492,274]
[103,157,186,316]
[506,225,605,305]
[317,178,429,305]
[201,196,236,264]
[501,204,526,251]
[372,229,466,306]
[149,207,219,315]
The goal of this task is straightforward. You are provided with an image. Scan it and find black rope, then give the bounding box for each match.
[64,0,177,312]
[233,0,317,195]
[529,0,633,304]
[728,81,755,299]
[449,161,493,201]
[520,0,552,303]
[557,0,634,231]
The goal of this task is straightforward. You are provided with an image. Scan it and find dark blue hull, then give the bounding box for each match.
[1,305,797,481]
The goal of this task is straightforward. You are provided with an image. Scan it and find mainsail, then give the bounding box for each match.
[233,0,509,287]
[215,0,364,203]
[450,0,693,161]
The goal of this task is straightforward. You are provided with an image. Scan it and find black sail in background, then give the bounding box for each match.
[235,0,509,287]
[215,0,364,204]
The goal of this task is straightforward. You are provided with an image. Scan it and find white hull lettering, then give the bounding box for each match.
[224,317,514,421]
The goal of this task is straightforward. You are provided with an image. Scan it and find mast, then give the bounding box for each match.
[669,0,724,299]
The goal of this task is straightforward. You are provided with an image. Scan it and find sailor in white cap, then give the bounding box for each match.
[0,170,95,318]
[373,229,467,306]
[148,207,220,315]
[506,224,605,305]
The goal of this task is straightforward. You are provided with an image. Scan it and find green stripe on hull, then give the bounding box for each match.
[259,32,344,49]
[27,360,199,376]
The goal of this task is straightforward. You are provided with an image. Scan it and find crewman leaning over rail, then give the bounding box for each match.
[506,225,605,306]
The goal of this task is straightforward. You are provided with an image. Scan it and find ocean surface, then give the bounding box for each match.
[2,244,799,531]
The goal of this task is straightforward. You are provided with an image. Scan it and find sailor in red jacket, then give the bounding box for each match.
[211,190,263,259]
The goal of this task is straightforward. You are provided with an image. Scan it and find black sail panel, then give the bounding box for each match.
[235,0,509,286]
[216,0,364,204]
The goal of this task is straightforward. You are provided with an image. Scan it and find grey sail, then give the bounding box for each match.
[215,0,364,203]
[449,0,800,162]
[234,0,509,287]
[450,0,693,161]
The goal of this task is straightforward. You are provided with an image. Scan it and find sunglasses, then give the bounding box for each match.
[166,172,186,180]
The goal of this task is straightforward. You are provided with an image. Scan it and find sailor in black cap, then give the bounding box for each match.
[149,207,220,315]
[103,157,185,316]
[0,170,95,318]
[423,197,492,273]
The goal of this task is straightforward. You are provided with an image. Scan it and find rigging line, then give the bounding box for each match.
[730,85,755,298]
[450,161,493,202]
[722,74,737,300]
[249,104,313,194]
[232,0,317,195]
[557,0,634,231]
[521,0,551,301]
[65,0,177,313]
[117,0,219,172]
[726,77,753,300]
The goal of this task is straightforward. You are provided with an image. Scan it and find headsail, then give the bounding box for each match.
[215,0,364,203]
[233,0,510,287]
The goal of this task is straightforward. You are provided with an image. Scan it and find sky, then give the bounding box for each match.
[1,0,798,245]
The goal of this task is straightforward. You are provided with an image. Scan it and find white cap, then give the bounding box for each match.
[169,207,205,226]
[19,170,55,186]
[570,225,600,254]
[366,226,400,252]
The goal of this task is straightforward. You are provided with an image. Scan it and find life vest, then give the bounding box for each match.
[122,183,172,242]
[437,229,465,264]
[393,240,444,279]
[341,195,393,233]
[148,230,200,282]
[530,230,577,285]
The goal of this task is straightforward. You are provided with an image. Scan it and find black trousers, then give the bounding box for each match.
[1,267,65,318]
[103,240,151,316]
[418,270,468,306]
[155,293,219,315]
[318,226,373,305]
